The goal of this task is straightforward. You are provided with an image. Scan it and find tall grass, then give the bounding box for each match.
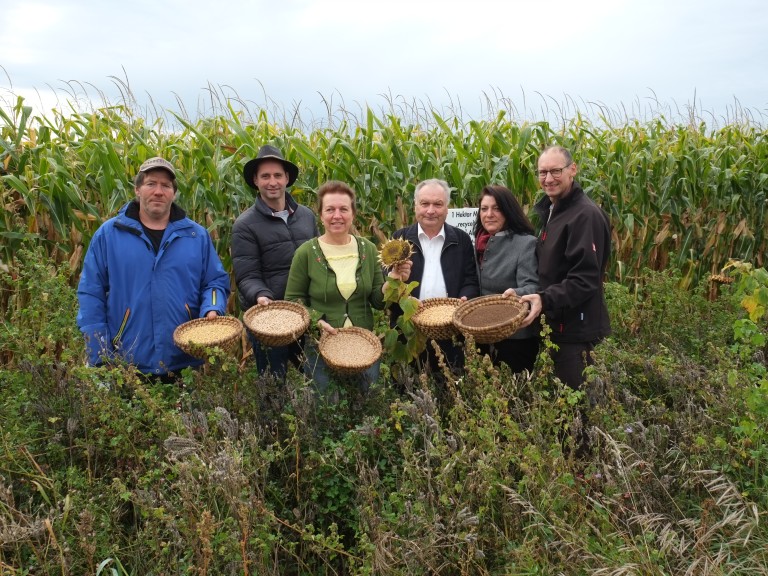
[1,248,767,574]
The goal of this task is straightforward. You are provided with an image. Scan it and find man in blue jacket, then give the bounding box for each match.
[77,157,230,381]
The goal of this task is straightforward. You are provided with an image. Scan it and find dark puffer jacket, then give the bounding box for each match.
[231,193,318,310]
[533,182,612,343]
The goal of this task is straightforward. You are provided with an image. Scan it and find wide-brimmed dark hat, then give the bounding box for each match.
[242,145,299,189]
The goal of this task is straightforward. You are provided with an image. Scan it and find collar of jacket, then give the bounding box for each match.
[124,199,187,222]
[401,222,461,253]
[534,181,585,219]
[255,191,299,217]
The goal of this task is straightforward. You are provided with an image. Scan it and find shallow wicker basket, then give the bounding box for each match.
[243,301,310,347]
[452,295,528,344]
[412,297,462,340]
[319,327,382,375]
[173,316,244,358]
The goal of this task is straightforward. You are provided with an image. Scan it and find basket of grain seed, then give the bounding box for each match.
[411,297,462,340]
[243,301,310,347]
[319,327,382,375]
[452,294,529,344]
[173,316,244,358]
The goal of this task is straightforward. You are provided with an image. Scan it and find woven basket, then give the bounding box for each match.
[452,295,528,344]
[412,297,462,340]
[173,316,243,358]
[243,301,310,347]
[319,327,382,375]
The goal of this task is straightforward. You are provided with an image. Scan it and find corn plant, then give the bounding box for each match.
[2,93,767,297]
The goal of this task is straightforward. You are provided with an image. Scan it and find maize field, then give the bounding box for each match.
[1,95,767,298]
[2,91,768,576]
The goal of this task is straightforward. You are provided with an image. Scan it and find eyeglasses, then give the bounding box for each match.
[535,163,572,180]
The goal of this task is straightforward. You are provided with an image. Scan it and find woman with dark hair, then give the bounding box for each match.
[473,185,539,372]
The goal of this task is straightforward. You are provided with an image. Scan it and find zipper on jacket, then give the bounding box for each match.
[112,308,131,346]
[115,221,152,251]
[440,237,457,255]
[541,205,554,243]
[287,219,301,248]
[154,237,175,271]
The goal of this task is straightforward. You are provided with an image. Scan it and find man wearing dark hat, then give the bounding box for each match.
[77,157,230,381]
[232,145,318,377]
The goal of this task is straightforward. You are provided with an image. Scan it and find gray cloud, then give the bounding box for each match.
[2,0,766,124]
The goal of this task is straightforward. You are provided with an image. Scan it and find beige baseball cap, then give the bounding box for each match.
[138,157,176,179]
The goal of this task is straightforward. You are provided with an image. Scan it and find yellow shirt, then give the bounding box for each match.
[319,237,359,326]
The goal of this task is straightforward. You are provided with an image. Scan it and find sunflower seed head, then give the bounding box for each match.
[378,238,414,268]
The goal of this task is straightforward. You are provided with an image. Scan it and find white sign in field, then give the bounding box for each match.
[446,207,478,242]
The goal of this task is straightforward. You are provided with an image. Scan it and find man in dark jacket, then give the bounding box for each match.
[391,178,479,372]
[519,146,612,389]
[232,145,318,377]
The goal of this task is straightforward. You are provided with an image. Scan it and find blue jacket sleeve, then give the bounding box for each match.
[76,229,112,365]
[198,232,230,317]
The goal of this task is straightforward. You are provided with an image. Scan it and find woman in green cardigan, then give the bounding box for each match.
[285,180,385,392]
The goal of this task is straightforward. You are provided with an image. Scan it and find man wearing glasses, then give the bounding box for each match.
[518,145,612,390]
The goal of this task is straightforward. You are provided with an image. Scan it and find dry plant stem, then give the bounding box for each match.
[44,518,67,576]
[238,503,250,576]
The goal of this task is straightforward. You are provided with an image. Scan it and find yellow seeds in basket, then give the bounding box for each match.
[415,305,455,326]
[255,308,306,334]
[182,324,235,345]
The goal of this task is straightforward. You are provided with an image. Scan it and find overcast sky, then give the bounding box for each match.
[1,0,766,127]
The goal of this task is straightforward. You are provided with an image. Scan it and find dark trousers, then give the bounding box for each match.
[247,333,303,378]
[420,337,465,376]
[478,337,539,373]
[551,340,597,390]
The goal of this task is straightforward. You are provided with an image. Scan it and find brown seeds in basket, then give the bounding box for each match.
[460,303,514,328]
[319,328,382,374]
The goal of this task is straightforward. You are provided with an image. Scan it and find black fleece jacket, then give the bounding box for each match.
[533,182,612,343]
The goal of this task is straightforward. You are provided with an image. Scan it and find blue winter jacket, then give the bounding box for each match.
[77,201,230,375]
